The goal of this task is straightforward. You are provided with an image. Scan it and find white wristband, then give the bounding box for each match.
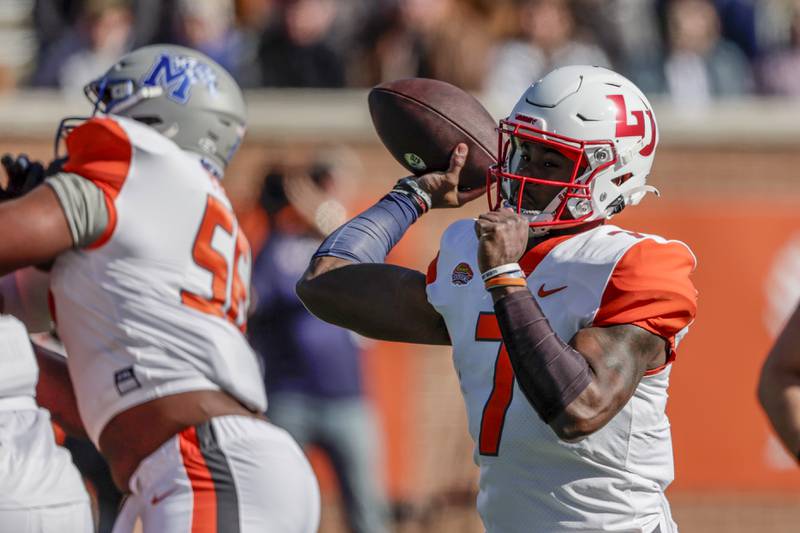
[396,178,433,211]
[480,263,523,282]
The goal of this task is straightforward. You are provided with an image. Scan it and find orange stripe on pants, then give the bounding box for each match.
[179,426,217,533]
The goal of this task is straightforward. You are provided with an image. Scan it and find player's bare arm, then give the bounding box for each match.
[758,302,800,459]
[552,323,666,440]
[298,261,449,344]
[298,144,482,345]
[476,209,668,441]
[0,184,73,275]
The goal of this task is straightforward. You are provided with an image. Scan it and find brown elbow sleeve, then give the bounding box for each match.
[493,290,592,423]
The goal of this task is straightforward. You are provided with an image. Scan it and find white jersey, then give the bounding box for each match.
[0,315,89,511]
[48,116,266,446]
[0,315,38,399]
[426,221,697,533]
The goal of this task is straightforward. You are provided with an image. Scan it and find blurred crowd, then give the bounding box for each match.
[3,0,800,105]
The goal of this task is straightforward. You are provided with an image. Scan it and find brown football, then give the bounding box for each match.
[368,78,497,190]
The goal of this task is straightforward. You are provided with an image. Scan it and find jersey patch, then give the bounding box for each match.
[451,262,474,286]
[114,367,141,395]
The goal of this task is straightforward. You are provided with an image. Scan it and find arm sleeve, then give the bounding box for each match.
[45,173,109,248]
[593,238,698,353]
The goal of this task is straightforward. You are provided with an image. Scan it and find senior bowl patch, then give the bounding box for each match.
[451,262,474,285]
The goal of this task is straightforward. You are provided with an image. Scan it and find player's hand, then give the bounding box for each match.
[414,144,486,209]
[0,154,46,201]
[474,208,529,273]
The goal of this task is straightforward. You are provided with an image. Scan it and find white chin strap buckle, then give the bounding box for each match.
[502,200,554,234]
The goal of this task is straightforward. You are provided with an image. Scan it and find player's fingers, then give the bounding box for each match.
[478,211,505,223]
[446,143,468,177]
[475,219,501,240]
[25,162,45,188]
[474,218,492,236]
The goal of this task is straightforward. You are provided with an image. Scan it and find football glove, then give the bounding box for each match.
[0,154,65,202]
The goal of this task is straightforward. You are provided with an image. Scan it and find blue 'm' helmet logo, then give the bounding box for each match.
[141,53,218,104]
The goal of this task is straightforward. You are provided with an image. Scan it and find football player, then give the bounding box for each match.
[0,45,319,532]
[297,66,697,532]
[0,313,92,533]
[758,305,800,461]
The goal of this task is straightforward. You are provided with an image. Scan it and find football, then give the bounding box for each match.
[368,78,497,190]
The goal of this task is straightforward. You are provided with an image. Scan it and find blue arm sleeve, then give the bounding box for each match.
[313,191,420,264]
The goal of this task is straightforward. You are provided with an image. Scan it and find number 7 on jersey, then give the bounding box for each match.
[476,313,515,456]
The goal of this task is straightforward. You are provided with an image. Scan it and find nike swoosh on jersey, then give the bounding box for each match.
[537,284,568,297]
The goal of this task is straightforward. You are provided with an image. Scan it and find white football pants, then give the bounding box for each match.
[111,415,320,533]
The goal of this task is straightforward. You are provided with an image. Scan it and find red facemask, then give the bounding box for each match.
[487,117,617,230]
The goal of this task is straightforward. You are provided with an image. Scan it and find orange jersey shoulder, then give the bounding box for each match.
[593,237,698,350]
[63,117,132,197]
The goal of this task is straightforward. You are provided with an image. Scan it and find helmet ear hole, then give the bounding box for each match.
[611,172,633,186]
[131,115,164,126]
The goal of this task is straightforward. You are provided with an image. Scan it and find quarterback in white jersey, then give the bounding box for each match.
[299,66,697,532]
[0,314,92,533]
[0,45,319,533]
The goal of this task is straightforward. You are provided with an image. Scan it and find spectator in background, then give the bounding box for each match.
[572,0,664,91]
[32,0,175,74]
[484,0,609,113]
[248,153,389,533]
[235,0,281,88]
[760,1,800,96]
[32,0,83,67]
[713,0,760,60]
[30,0,133,97]
[174,0,244,83]
[660,0,753,106]
[756,0,800,56]
[0,0,36,92]
[363,0,489,90]
[258,0,346,87]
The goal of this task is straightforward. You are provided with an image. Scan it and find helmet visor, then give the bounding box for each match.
[84,78,136,114]
[84,76,164,116]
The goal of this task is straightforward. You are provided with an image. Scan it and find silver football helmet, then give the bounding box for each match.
[58,44,246,177]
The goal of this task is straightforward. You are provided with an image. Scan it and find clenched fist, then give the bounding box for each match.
[474,209,529,273]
